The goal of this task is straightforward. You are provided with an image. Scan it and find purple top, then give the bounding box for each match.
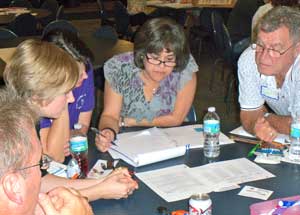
[40,63,95,129]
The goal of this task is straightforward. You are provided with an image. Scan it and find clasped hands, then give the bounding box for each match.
[35,187,93,215]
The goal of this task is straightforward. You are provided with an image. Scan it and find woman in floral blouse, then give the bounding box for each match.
[95,17,198,152]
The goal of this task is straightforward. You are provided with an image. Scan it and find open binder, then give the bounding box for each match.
[109,127,186,167]
[108,125,233,167]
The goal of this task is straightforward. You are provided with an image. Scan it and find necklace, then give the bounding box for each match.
[141,70,159,95]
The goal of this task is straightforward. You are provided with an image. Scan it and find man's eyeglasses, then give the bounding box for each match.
[251,43,296,58]
[17,154,52,171]
[145,55,176,67]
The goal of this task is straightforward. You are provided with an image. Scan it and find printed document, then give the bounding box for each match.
[136,158,275,202]
[161,124,234,149]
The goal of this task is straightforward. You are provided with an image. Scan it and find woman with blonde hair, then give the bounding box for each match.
[3,39,138,202]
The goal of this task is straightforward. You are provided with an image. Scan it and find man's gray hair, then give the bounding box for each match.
[255,6,300,43]
[0,87,38,177]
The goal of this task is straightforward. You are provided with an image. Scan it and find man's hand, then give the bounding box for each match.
[36,187,93,215]
[254,116,278,143]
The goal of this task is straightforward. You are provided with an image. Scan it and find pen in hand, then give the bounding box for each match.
[90,127,117,146]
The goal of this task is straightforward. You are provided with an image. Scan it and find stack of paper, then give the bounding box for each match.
[109,125,234,167]
[136,158,275,202]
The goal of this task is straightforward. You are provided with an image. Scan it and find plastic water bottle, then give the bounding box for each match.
[203,107,220,158]
[70,123,89,178]
[289,114,300,161]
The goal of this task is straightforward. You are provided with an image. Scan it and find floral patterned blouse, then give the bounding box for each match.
[104,52,198,122]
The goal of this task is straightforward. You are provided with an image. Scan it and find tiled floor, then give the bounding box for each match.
[66,3,241,133]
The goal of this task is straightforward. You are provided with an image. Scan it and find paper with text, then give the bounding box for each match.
[136,158,275,202]
[161,124,234,149]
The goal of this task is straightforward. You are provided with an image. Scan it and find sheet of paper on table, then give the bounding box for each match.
[109,125,234,167]
[161,124,234,149]
[230,126,290,145]
[136,158,275,202]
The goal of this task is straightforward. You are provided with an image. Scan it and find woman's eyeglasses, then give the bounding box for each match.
[145,55,176,67]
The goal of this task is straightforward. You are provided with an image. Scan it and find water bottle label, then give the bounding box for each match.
[70,136,88,152]
[291,124,300,138]
[204,120,220,134]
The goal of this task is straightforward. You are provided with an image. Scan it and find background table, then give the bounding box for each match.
[0,34,133,73]
[0,8,50,25]
[87,129,300,215]
[147,0,237,9]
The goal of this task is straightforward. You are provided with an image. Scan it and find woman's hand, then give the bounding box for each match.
[95,128,115,152]
[96,170,138,199]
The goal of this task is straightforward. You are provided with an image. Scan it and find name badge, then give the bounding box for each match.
[260,85,279,100]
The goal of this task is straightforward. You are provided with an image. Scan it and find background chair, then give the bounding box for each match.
[97,0,133,40]
[55,5,65,20]
[0,27,18,40]
[9,0,33,8]
[42,19,78,37]
[9,13,37,36]
[40,0,59,26]
[211,11,237,114]
[185,105,198,123]
[30,0,41,8]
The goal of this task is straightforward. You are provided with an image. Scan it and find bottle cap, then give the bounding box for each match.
[208,107,216,112]
[74,123,82,130]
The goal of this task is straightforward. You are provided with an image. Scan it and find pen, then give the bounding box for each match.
[247,141,262,157]
[90,127,117,146]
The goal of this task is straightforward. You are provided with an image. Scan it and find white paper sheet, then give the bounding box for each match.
[161,124,234,149]
[136,158,275,202]
[230,126,290,145]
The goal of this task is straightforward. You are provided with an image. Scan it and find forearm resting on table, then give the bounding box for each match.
[265,114,291,135]
[99,114,120,133]
[240,108,266,135]
[41,174,104,201]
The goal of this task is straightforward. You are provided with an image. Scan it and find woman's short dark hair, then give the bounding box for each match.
[134,18,190,72]
[42,29,94,65]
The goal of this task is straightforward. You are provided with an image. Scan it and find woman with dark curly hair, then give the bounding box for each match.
[95,17,198,152]
[252,0,300,31]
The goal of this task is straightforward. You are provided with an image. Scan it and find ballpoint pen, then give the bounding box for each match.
[247,141,262,157]
[90,127,117,145]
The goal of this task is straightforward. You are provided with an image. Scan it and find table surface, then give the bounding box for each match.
[87,129,300,215]
[0,34,133,74]
[0,8,50,25]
